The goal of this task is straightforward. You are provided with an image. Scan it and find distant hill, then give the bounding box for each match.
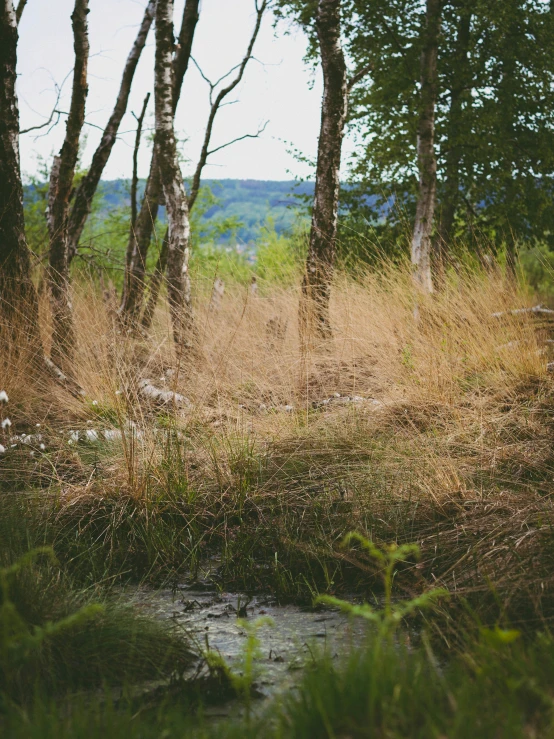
[98,178,314,244]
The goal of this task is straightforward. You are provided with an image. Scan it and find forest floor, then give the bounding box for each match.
[3,262,554,736]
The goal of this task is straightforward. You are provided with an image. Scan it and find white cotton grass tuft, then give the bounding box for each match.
[1,418,12,429]
[0,390,8,403]
[0,444,5,454]
[39,443,46,451]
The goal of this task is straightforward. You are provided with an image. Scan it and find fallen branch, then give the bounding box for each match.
[492,304,554,319]
[139,379,191,407]
[44,357,85,397]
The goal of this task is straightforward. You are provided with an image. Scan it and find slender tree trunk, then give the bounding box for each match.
[124,90,151,302]
[0,0,43,361]
[436,5,472,253]
[141,236,167,330]
[411,0,441,293]
[66,0,155,264]
[119,151,162,324]
[300,0,348,341]
[154,0,193,351]
[130,92,150,230]
[120,0,200,326]
[47,0,89,373]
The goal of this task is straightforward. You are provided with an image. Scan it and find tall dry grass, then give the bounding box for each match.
[43,260,545,413]
[2,260,554,624]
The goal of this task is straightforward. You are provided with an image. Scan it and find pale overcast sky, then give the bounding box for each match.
[16,0,336,183]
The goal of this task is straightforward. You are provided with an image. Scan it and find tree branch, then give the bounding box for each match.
[172,0,201,111]
[20,79,64,135]
[20,109,62,135]
[207,120,268,157]
[15,0,28,24]
[188,0,268,209]
[348,62,373,91]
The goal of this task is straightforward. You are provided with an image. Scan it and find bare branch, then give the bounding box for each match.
[190,56,215,93]
[20,80,64,134]
[20,109,62,135]
[189,0,268,209]
[15,0,28,24]
[207,120,268,157]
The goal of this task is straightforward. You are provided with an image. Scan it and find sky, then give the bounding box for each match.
[16,0,335,183]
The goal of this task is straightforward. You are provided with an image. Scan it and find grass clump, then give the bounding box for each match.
[0,496,193,707]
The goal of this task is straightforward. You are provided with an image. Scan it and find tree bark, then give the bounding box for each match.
[300,0,348,341]
[66,0,155,264]
[141,236,167,330]
[47,0,89,373]
[120,0,200,326]
[0,0,43,361]
[411,0,441,294]
[119,150,163,325]
[436,4,472,252]
[154,0,193,351]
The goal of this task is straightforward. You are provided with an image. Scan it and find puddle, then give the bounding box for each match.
[129,588,369,700]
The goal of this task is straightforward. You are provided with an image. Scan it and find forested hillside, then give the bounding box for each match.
[97,178,314,243]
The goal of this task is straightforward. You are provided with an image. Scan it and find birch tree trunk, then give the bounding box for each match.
[66,0,155,264]
[0,0,43,361]
[301,0,348,341]
[154,0,193,351]
[436,4,471,251]
[120,0,200,326]
[411,0,441,293]
[47,0,89,373]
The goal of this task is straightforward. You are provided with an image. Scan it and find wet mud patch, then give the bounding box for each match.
[130,588,368,701]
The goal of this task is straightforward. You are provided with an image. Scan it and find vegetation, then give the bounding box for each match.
[4,0,554,734]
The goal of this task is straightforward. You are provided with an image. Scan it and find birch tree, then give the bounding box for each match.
[120,0,200,326]
[66,0,156,264]
[301,0,348,340]
[141,0,268,333]
[154,0,193,351]
[0,0,43,360]
[411,0,441,293]
[47,0,89,373]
